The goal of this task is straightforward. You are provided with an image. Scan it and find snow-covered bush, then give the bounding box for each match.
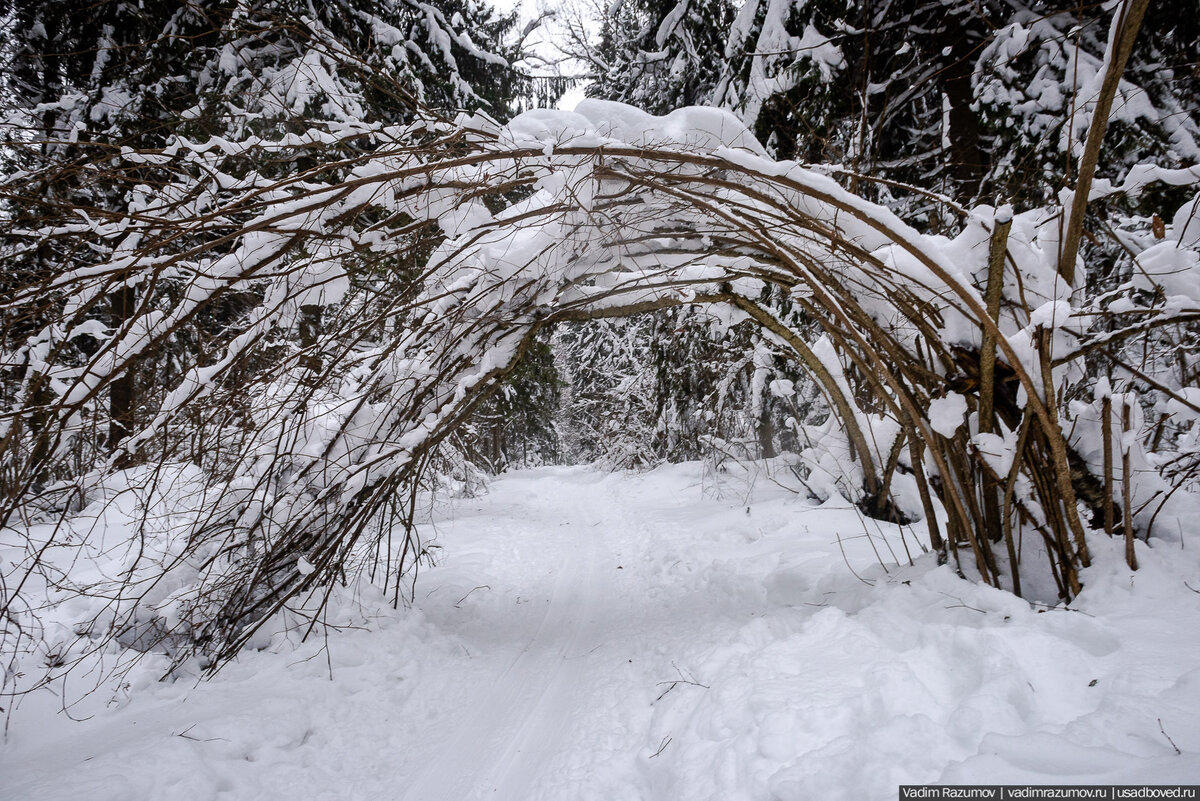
[1,0,1198,708]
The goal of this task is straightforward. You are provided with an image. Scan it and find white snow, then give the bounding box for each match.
[928,391,968,437]
[1173,192,1200,249]
[3,464,1199,800]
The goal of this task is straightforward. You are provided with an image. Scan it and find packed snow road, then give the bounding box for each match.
[3,463,1200,801]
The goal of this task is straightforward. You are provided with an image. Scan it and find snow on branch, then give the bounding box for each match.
[2,97,1199,691]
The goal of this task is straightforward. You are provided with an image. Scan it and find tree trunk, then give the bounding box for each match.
[108,283,137,452]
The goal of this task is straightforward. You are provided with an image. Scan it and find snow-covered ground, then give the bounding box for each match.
[3,463,1199,800]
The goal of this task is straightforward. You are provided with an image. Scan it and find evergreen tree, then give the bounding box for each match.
[554,317,660,467]
[588,0,735,112]
[713,0,1200,212]
[0,0,525,481]
[975,3,1200,207]
[464,335,563,472]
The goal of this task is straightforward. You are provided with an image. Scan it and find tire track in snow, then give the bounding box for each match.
[400,473,604,801]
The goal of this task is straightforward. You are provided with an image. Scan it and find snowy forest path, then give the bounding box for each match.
[399,466,634,801]
[5,464,1200,801]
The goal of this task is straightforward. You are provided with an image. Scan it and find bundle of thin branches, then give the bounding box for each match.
[1,102,1197,688]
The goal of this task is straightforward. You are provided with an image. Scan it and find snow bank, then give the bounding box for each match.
[5,465,1197,800]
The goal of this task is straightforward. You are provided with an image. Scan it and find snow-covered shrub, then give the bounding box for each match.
[1,7,1198,702]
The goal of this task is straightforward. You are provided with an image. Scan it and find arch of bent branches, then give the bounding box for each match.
[187,143,1100,664]
[1,110,1112,671]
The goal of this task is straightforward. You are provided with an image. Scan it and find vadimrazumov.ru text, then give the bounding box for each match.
[900,786,1200,800]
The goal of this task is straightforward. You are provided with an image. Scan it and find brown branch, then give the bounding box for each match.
[1058,0,1151,284]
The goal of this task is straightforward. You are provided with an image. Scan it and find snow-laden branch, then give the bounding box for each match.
[3,98,1199,677]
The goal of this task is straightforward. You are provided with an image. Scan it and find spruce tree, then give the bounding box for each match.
[0,0,525,480]
[588,0,735,112]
